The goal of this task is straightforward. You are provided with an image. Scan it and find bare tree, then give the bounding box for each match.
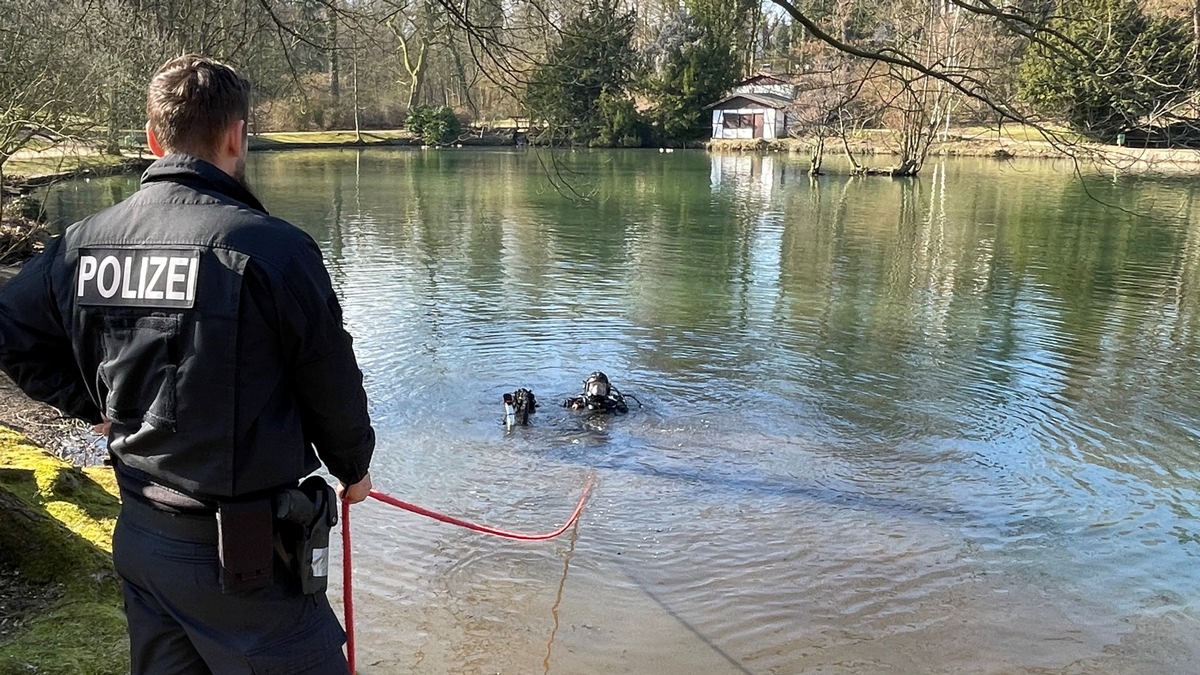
[789,51,881,175]
[385,0,443,111]
[0,1,96,219]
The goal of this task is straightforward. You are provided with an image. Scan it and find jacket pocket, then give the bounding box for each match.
[96,312,181,433]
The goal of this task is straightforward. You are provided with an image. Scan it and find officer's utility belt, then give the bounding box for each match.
[216,476,337,595]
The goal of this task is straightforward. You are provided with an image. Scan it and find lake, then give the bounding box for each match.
[47,149,1200,673]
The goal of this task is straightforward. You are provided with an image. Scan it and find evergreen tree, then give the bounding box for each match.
[524,0,645,146]
[643,0,755,145]
[644,11,741,144]
[1018,0,1195,140]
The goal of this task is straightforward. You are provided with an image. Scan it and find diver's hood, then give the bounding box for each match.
[584,371,610,398]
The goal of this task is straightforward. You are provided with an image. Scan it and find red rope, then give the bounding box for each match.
[342,498,355,675]
[341,476,594,673]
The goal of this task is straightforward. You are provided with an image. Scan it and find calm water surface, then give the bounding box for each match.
[49,150,1200,673]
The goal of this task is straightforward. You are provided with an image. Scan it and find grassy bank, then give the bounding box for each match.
[706,126,1076,158]
[249,129,416,150]
[3,127,516,184]
[250,128,512,149]
[707,125,1200,169]
[3,154,150,185]
[10,123,1199,187]
[0,428,126,675]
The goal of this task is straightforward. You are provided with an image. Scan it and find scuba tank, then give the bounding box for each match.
[503,393,517,428]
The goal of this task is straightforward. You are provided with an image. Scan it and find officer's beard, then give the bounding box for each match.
[232,153,251,192]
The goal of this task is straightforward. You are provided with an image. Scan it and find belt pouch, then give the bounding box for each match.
[217,497,274,593]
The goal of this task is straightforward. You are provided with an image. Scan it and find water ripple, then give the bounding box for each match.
[46,150,1200,673]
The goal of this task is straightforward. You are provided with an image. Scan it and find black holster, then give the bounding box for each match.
[273,476,338,595]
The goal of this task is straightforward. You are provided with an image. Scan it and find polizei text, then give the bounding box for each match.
[76,248,200,309]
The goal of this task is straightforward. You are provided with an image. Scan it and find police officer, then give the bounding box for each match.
[0,55,373,674]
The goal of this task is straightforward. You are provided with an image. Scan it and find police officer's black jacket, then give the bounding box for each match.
[0,155,374,500]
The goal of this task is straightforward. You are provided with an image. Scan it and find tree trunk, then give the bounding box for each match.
[0,485,61,580]
[809,135,824,175]
[352,41,362,143]
[449,45,479,119]
[894,158,919,176]
[404,40,429,111]
[390,16,430,112]
[0,483,112,584]
[1194,0,1200,48]
[104,84,121,156]
[839,128,861,173]
[1193,0,1200,67]
[328,4,340,111]
[0,486,46,554]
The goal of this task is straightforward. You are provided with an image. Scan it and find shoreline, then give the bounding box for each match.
[706,133,1200,172]
[1,128,517,192]
[5,127,1198,194]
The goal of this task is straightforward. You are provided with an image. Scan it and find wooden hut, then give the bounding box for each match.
[707,74,795,141]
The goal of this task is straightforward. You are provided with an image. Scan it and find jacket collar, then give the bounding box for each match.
[140,154,267,214]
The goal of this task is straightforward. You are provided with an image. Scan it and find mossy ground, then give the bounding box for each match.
[0,427,127,675]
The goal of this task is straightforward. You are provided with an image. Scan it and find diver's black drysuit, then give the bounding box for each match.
[562,394,629,413]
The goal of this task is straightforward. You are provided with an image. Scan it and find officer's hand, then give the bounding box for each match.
[338,472,373,505]
[92,416,111,437]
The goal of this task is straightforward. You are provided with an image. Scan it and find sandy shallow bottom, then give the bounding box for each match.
[332,499,1200,675]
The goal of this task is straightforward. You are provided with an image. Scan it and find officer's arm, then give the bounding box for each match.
[0,238,102,423]
[276,239,375,486]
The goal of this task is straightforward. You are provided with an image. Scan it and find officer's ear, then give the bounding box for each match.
[146,122,166,158]
[220,119,248,162]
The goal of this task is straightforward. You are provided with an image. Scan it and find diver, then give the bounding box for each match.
[502,388,537,428]
[562,371,632,414]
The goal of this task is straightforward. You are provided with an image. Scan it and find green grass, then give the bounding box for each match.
[3,154,137,181]
[0,428,127,675]
[950,123,1085,144]
[4,131,417,179]
[251,129,415,148]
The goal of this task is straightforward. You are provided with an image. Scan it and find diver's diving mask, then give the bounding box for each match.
[584,372,610,398]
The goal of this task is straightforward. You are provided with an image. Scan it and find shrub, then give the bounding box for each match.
[405,105,462,145]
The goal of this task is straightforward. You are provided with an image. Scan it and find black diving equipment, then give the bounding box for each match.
[273,475,338,595]
[503,388,538,427]
[563,371,636,413]
[584,372,610,398]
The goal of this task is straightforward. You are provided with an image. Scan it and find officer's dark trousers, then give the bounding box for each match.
[112,496,348,675]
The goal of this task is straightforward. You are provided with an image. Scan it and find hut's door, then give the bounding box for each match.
[753,113,765,138]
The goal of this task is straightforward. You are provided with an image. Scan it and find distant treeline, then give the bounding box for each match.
[4,0,1200,174]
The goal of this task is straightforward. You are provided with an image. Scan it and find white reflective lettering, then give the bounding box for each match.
[184,257,198,304]
[144,257,167,300]
[97,256,120,298]
[77,256,98,297]
[77,249,198,307]
[138,258,149,299]
[120,256,137,299]
[165,258,188,301]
